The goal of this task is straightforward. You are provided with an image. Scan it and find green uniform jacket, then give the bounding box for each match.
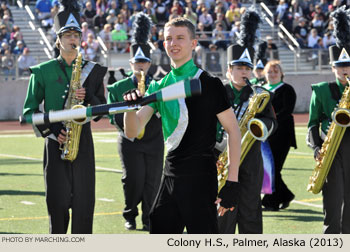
[308,80,346,135]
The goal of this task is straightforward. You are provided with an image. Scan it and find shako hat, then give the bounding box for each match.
[227,8,261,69]
[54,0,81,35]
[329,6,350,67]
[130,13,153,63]
[255,41,267,69]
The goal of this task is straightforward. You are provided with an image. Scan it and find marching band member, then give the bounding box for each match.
[107,13,164,232]
[216,9,277,234]
[123,17,241,234]
[262,60,297,211]
[22,0,107,233]
[306,6,350,233]
[251,41,268,86]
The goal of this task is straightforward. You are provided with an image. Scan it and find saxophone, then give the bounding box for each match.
[136,70,146,139]
[307,75,350,194]
[59,49,86,161]
[217,78,271,192]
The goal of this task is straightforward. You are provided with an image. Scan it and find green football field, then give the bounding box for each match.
[0,126,323,234]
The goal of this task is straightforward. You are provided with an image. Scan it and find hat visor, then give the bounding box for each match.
[229,60,253,69]
[57,26,82,35]
[130,57,151,63]
[333,60,350,67]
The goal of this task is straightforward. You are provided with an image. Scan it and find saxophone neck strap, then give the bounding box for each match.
[56,56,70,84]
[328,82,342,102]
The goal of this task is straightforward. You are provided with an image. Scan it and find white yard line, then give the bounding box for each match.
[0,153,122,173]
[292,200,323,209]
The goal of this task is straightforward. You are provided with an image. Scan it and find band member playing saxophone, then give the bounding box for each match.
[22,0,106,233]
[216,9,277,234]
[107,13,164,232]
[306,6,350,233]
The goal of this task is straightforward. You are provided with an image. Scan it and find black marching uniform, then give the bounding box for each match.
[217,83,276,233]
[262,82,297,210]
[107,74,164,229]
[22,1,107,233]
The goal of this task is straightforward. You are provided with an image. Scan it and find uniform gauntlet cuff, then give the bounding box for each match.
[218,181,240,208]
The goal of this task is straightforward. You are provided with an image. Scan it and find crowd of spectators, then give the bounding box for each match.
[272,0,343,52]
[0,0,37,79]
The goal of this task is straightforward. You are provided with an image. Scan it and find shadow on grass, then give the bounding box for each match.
[0,173,41,176]
[0,159,42,166]
[263,208,323,222]
[0,190,45,196]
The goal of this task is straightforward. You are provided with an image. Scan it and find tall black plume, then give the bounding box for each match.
[238,8,261,48]
[132,12,152,45]
[331,5,350,48]
[256,41,267,60]
[59,0,80,11]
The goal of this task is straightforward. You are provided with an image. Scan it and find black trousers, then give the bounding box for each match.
[218,143,264,234]
[322,131,350,234]
[149,174,218,234]
[262,137,294,208]
[118,142,163,226]
[44,134,95,234]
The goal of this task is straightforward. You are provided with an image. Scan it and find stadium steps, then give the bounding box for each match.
[9,5,50,63]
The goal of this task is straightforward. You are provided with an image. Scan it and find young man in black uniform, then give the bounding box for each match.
[107,13,163,232]
[307,7,350,233]
[22,0,107,234]
[123,17,241,234]
[216,9,277,234]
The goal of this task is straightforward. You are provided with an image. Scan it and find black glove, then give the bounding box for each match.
[218,181,240,208]
[50,122,65,138]
[123,88,143,101]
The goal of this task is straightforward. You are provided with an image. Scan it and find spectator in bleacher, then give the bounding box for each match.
[124,0,141,13]
[196,0,206,16]
[111,23,128,52]
[9,32,25,53]
[106,9,118,25]
[35,0,52,21]
[145,5,157,24]
[81,22,94,42]
[93,9,107,32]
[150,25,158,43]
[317,0,329,13]
[322,30,336,48]
[172,0,184,16]
[0,24,10,43]
[193,44,203,67]
[155,0,168,24]
[307,28,321,48]
[230,0,242,9]
[144,0,155,16]
[168,6,180,21]
[0,41,9,55]
[86,32,99,60]
[215,12,229,31]
[106,0,120,16]
[294,17,309,48]
[83,1,97,28]
[12,40,25,55]
[150,40,162,65]
[17,47,37,76]
[229,20,240,41]
[311,13,325,35]
[289,0,303,18]
[304,3,316,21]
[183,7,197,26]
[185,0,196,12]
[225,4,236,26]
[1,49,14,80]
[156,28,165,51]
[266,35,279,60]
[0,14,13,33]
[275,0,288,23]
[116,14,128,35]
[199,7,213,32]
[96,0,108,13]
[206,43,222,73]
[212,23,229,50]
[99,23,112,50]
[0,2,12,20]
[196,21,210,48]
